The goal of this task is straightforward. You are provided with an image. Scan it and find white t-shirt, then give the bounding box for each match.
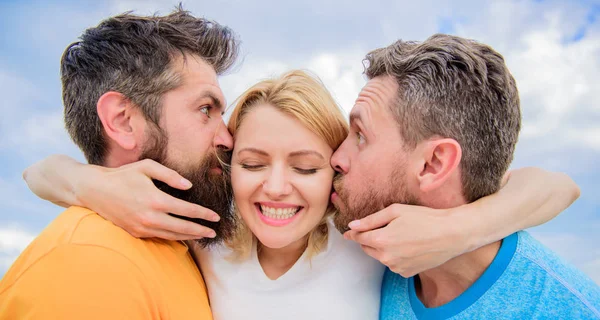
[198,221,385,320]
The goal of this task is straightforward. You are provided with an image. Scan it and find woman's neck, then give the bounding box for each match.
[257,235,309,280]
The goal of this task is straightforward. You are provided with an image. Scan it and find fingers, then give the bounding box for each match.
[141,228,206,241]
[153,216,216,239]
[137,213,217,239]
[343,230,358,241]
[136,159,192,190]
[347,229,385,248]
[348,205,399,232]
[153,192,220,222]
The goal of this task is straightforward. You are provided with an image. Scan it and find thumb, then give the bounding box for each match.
[348,206,399,232]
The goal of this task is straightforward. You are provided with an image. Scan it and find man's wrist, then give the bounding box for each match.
[445,203,482,255]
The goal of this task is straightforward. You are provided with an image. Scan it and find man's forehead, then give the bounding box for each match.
[358,76,398,99]
[174,54,227,109]
[175,53,220,85]
[351,76,398,119]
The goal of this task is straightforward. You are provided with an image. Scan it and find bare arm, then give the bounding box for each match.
[23,154,220,240]
[23,154,88,208]
[461,166,580,253]
[345,167,580,277]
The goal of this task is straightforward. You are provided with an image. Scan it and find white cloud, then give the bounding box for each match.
[0,177,54,214]
[219,50,366,118]
[0,227,35,253]
[0,71,40,148]
[0,68,81,161]
[10,112,70,149]
[220,59,290,108]
[449,1,600,153]
[306,52,366,114]
[0,226,35,274]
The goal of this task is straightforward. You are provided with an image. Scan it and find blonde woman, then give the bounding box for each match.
[24,70,578,319]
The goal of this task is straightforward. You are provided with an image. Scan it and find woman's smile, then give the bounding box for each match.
[255,202,304,226]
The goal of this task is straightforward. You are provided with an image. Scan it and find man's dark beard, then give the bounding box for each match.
[140,129,235,248]
[332,167,419,233]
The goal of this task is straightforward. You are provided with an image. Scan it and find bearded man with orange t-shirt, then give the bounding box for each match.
[0,8,239,319]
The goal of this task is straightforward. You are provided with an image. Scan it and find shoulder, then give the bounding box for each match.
[0,242,159,318]
[1,207,181,295]
[380,269,414,320]
[496,231,600,318]
[57,206,185,261]
[31,206,143,250]
[382,268,409,294]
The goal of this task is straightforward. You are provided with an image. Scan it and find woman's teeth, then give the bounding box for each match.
[260,205,299,220]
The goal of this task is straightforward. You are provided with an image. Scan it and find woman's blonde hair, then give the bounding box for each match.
[226,70,349,260]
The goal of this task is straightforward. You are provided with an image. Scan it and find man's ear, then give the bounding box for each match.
[96,91,142,151]
[416,138,462,193]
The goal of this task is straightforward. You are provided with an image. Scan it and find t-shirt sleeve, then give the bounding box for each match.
[0,244,160,320]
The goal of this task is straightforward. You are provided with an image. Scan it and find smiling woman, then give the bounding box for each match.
[225,70,347,263]
[193,70,385,320]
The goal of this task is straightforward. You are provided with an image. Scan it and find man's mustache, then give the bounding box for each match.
[208,148,233,175]
[332,173,343,191]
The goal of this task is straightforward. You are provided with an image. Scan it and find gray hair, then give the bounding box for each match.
[364,34,521,202]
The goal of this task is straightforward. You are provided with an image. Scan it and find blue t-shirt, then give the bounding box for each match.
[380,232,600,319]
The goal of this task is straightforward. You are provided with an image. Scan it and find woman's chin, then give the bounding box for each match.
[255,234,296,250]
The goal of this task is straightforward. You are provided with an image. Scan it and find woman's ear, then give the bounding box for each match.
[96,91,140,151]
[417,138,462,193]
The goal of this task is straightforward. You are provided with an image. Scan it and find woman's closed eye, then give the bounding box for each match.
[241,163,265,171]
[293,167,318,175]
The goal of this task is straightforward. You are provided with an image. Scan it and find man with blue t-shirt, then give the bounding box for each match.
[330,34,600,319]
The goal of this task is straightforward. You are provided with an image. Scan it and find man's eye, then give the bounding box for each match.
[357,132,365,145]
[200,106,211,117]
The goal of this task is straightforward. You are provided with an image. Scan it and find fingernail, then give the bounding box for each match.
[212,214,221,222]
[181,178,192,188]
[348,220,360,229]
[207,231,216,238]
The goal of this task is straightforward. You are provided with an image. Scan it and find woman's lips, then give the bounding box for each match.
[255,203,303,227]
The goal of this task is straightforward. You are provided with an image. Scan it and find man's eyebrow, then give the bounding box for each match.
[237,147,269,157]
[349,109,361,125]
[289,150,325,160]
[197,91,225,113]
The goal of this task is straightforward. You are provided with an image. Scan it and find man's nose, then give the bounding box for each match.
[331,139,349,174]
[214,120,233,151]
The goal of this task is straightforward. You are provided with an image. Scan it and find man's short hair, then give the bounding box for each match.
[364,34,521,202]
[61,6,239,165]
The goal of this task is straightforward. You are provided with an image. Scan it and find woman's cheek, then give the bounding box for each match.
[302,172,335,209]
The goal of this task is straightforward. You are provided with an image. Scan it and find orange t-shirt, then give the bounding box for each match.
[0,206,213,320]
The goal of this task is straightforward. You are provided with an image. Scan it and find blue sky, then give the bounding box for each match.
[0,0,599,284]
